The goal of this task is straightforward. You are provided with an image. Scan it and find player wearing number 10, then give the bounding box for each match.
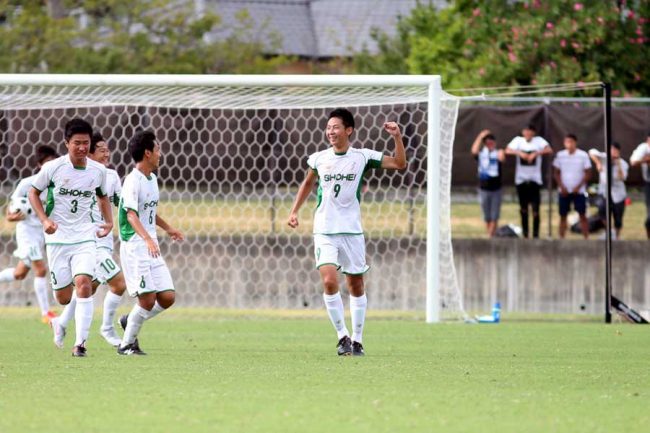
[29,118,114,357]
[288,108,407,356]
[117,130,184,355]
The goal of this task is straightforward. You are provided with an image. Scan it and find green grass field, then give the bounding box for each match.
[1,308,649,433]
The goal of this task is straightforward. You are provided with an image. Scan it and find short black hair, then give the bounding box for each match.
[90,131,105,154]
[483,133,496,143]
[524,124,536,132]
[129,130,157,162]
[35,145,59,165]
[328,108,355,130]
[613,142,622,150]
[64,118,93,141]
[565,133,578,141]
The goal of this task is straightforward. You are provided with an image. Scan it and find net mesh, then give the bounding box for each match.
[0,80,463,318]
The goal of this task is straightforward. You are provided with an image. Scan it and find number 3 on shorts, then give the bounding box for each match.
[50,271,57,286]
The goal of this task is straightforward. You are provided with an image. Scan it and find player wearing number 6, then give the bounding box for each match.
[117,130,184,355]
[287,108,407,356]
[29,118,113,357]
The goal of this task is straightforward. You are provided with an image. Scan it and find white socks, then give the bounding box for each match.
[350,294,367,344]
[121,305,149,346]
[101,291,122,331]
[120,302,166,347]
[0,267,15,283]
[74,296,94,346]
[58,292,77,328]
[323,292,349,339]
[33,277,50,315]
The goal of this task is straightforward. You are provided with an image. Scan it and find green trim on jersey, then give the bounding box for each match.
[118,199,138,242]
[316,262,341,270]
[111,193,120,207]
[367,155,384,170]
[73,165,86,170]
[95,186,106,198]
[45,181,55,216]
[343,266,371,276]
[334,150,347,156]
[315,181,323,210]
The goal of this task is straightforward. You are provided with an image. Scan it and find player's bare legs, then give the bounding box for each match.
[346,274,367,356]
[0,259,53,323]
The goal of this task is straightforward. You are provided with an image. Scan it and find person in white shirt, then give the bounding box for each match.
[117,130,184,356]
[589,142,628,239]
[29,118,113,357]
[505,124,553,238]
[629,131,650,239]
[471,129,505,237]
[0,146,58,324]
[287,108,407,357]
[50,131,128,348]
[552,134,591,239]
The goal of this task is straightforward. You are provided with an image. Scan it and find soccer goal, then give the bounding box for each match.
[0,74,463,322]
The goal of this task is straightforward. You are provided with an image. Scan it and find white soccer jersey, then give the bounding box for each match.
[92,168,122,251]
[307,147,383,235]
[31,155,107,245]
[507,136,550,185]
[10,174,46,228]
[119,168,159,244]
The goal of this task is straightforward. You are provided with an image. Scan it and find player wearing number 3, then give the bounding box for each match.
[288,108,407,356]
[29,118,114,357]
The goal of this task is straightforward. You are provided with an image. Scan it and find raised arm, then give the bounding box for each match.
[380,122,407,170]
[471,130,491,156]
[287,169,318,229]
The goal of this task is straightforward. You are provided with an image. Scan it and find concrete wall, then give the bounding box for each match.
[1,235,648,315]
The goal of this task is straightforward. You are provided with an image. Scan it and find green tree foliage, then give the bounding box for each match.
[0,0,289,73]
[354,0,650,95]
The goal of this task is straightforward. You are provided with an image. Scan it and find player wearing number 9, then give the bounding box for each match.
[287,108,406,357]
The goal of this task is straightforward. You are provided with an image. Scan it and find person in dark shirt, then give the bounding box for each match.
[471,129,505,237]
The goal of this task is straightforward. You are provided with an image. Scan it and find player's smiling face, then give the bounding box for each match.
[147,143,161,170]
[326,117,352,149]
[66,133,90,163]
[90,141,110,166]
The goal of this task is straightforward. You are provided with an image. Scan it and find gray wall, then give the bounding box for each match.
[1,235,648,316]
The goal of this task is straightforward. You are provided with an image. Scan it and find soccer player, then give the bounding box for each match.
[287,108,407,356]
[0,146,59,323]
[117,130,184,355]
[50,131,127,348]
[29,118,113,357]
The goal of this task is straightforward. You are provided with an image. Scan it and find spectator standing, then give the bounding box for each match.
[505,125,553,238]
[630,132,650,239]
[552,134,591,239]
[471,130,505,237]
[589,143,628,239]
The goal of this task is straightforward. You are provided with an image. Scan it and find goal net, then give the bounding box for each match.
[0,75,464,321]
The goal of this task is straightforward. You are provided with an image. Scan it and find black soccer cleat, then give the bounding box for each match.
[337,336,352,356]
[117,343,147,356]
[352,341,365,356]
[119,314,143,350]
[72,344,87,357]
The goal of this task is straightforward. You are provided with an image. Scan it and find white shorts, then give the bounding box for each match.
[46,241,96,290]
[94,247,122,285]
[120,241,174,297]
[313,234,370,275]
[13,224,45,267]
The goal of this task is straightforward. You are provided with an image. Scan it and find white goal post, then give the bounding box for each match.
[0,74,464,322]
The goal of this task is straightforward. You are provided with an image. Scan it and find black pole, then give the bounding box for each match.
[544,102,552,238]
[604,83,613,324]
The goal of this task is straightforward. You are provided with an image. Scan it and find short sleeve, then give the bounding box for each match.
[630,144,647,163]
[307,153,318,173]
[588,148,604,159]
[31,162,52,192]
[536,136,550,150]
[552,155,561,169]
[112,176,122,207]
[121,176,139,213]
[363,148,384,169]
[506,137,520,151]
[94,166,108,197]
